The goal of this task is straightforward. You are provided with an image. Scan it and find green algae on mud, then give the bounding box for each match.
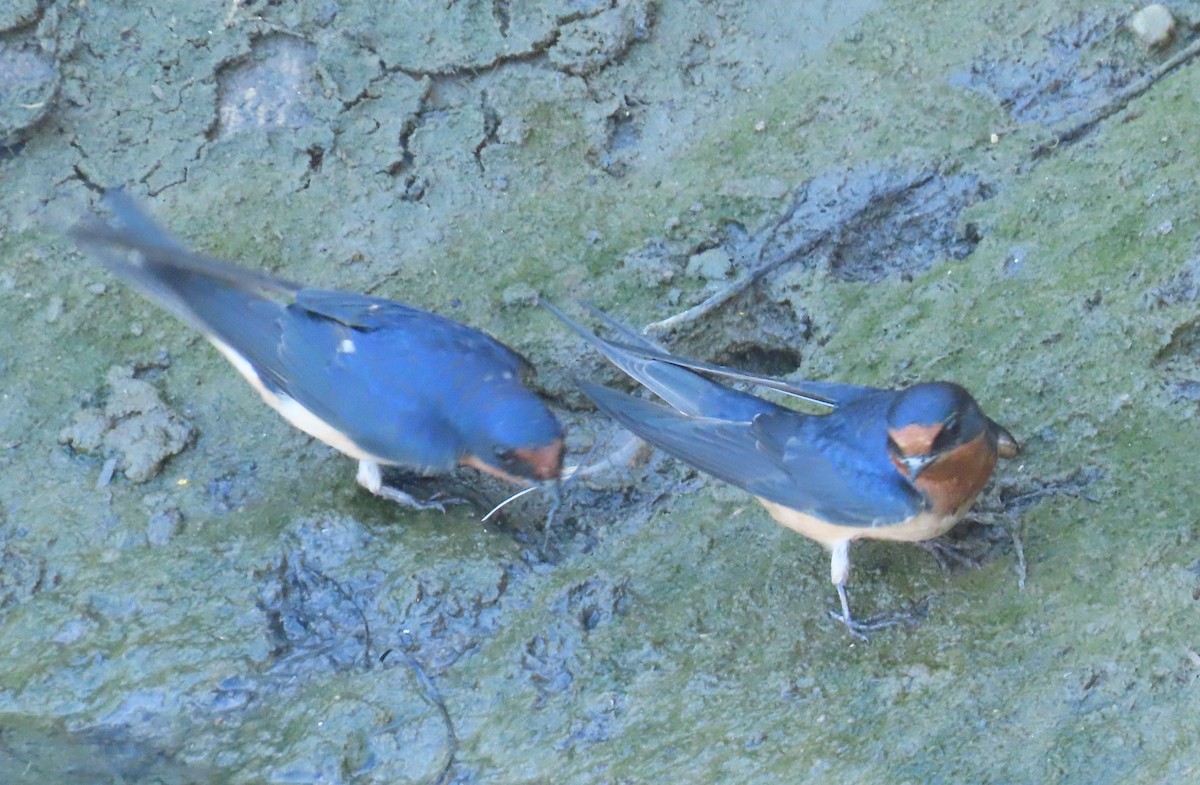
[1,0,1200,782]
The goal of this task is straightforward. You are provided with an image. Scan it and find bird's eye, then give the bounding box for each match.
[933,416,960,451]
[886,436,902,458]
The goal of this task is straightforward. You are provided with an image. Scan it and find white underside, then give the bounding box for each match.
[206,337,455,506]
[758,497,976,587]
[207,336,389,466]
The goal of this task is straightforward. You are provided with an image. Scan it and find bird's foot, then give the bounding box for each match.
[375,485,466,512]
[826,609,909,640]
[920,539,982,572]
[356,460,466,512]
[829,582,925,639]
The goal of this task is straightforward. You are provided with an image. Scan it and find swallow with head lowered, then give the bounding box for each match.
[545,301,1019,637]
[70,190,564,517]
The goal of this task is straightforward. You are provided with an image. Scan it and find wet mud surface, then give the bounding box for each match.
[952,10,1144,128]
[2,0,1200,782]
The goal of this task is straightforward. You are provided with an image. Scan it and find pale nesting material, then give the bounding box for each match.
[1129,4,1175,47]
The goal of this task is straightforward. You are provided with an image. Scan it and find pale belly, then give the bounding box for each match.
[757,496,977,549]
[208,335,392,465]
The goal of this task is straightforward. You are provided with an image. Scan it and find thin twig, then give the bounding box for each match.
[1032,35,1200,159]
[381,644,459,785]
[1010,517,1027,590]
[644,170,936,334]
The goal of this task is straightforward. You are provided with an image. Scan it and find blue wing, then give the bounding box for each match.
[580,384,916,528]
[269,297,536,468]
[544,300,783,422]
[580,380,921,526]
[68,190,299,335]
[294,289,530,370]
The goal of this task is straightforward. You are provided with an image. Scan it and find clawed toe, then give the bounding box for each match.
[375,486,465,512]
[826,609,909,640]
[921,539,982,572]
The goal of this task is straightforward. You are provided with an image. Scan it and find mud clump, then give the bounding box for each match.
[214,35,320,139]
[548,1,655,76]
[620,239,682,287]
[255,515,519,678]
[951,12,1141,128]
[0,33,60,149]
[520,577,631,707]
[1147,250,1200,411]
[1145,252,1200,309]
[759,166,993,283]
[58,363,196,484]
[1128,4,1176,49]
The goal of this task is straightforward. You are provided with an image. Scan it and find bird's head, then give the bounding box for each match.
[884,382,1018,487]
[458,390,564,486]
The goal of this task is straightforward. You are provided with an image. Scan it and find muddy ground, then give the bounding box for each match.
[1,0,1199,782]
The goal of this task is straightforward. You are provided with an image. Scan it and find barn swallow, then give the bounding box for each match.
[545,301,1018,636]
[69,190,564,512]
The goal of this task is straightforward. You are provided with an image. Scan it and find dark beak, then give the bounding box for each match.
[901,453,937,481]
[991,419,1021,459]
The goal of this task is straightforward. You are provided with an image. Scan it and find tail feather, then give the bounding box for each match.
[544,301,870,409]
[542,300,778,422]
[69,189,293,366]
[69,190,299,307]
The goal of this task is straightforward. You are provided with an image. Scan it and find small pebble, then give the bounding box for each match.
[44,295,64,323]
[1129,4,1175,47]
[96,457,118,488]
[500,282,539,309]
